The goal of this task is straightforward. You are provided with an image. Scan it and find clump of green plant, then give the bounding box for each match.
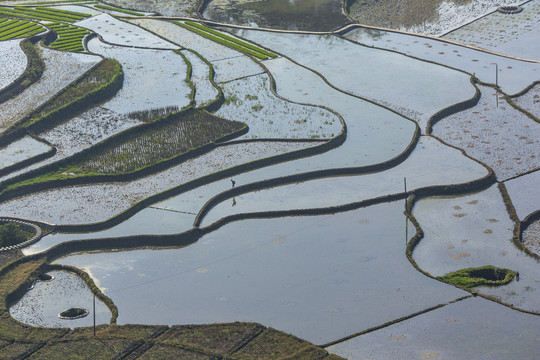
[0,223,30,247]
[59,307,88,319]
[0,6,90,23]
[438,265,516,289]
[175,21,277,60]
[20,39,44,86]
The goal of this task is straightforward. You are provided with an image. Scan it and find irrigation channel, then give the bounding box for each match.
[1,0,539,358]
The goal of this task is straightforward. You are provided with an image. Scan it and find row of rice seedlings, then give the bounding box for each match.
[0,18,45,40]
[5,111,245,191]
[175,21,277,60]
[79,110,245,174]
[47,22,90,52]
[0,6,90,23]
[93,4,144,16]
[21,0,94,5]
[127,106,181,122]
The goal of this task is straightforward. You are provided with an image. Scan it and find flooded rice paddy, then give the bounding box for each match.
[443,0,540,60]
[1,1,539,356]
[76,14,177,49]
[200,136,488,227]
[216,74,342,139]
[0,136,52,170]
[433,84,540,181]
[10,270,111,328]
[0,40,26,91]
[327,296,540,359]
[236,30,476,129]
[412,185,540,313]
[86,38,191,114]
[0,142,315,225]
[343,26,540,96]
[503,170,540,220]
[0,47,100,133]
[55,202,466,344]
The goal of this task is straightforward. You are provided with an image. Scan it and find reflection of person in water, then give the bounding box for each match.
[231,179,236,187]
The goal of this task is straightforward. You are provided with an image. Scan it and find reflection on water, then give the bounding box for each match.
[55,202,465,344]
[203,0,349,31]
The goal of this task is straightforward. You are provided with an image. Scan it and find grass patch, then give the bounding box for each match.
[158,323,264,356]
[438,265,516,289]
[0,6,90,22]
[175,21,276,60]
[230,328,311,360]
[46,22,90,52]
[0,18,45,40]
[29,339,141,359]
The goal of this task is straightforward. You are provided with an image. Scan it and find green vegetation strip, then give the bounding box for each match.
[94,4,143,16]
[0,6,89,22]
[438,265,516,289]
[175,21,276,60]
[18,0,93,4]
[47,22,90,52]
[0,18,44,40]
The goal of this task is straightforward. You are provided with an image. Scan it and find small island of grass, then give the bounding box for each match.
[438,265,516,289]
[59,307,88,319]
[0,223,31,248]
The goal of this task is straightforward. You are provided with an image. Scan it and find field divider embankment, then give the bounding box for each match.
[498,181,540,260]
[0,136,57,179]
[195,157,494,234]
[0,56,121,147]
[0,36,46,103]
[426,76,482,135]
[320,295,472,348]
[53,130,346,233]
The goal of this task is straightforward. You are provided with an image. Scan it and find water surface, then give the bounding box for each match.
[203,0,349,31]
[56,202,466,344]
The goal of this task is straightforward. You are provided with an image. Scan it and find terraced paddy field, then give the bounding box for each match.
[0,1,538,359]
